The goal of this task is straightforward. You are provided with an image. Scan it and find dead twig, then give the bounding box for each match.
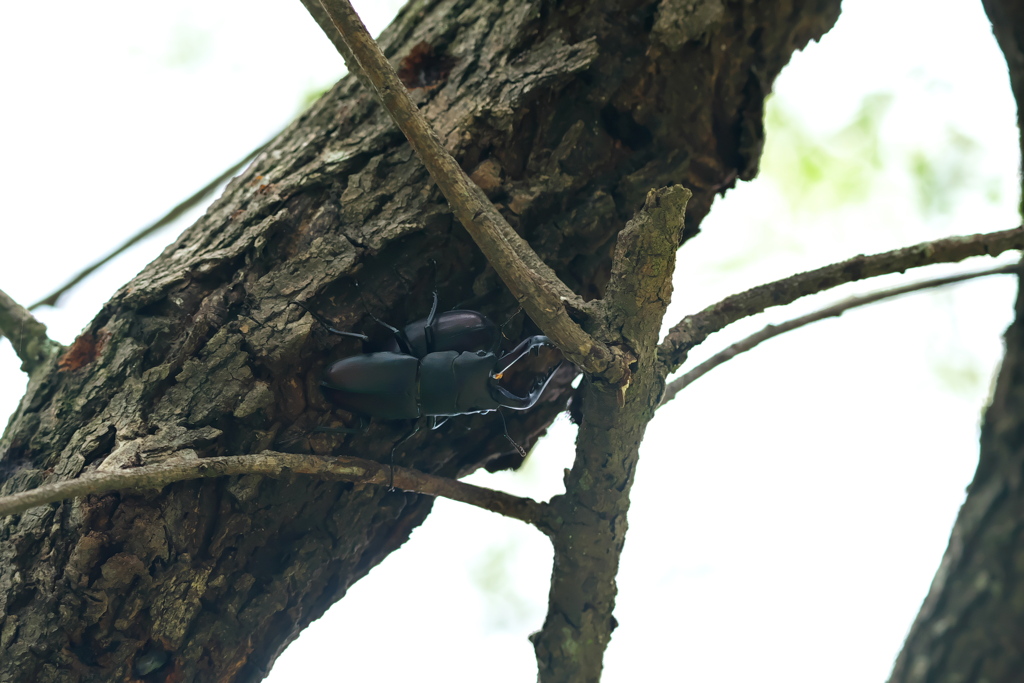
[659,227,1024,374]
[29,140,271,310]
[0,451,548,527]
[660,262,1020,404]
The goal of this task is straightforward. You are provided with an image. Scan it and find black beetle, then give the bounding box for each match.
[379,292,501,358]
[295,294,560,422]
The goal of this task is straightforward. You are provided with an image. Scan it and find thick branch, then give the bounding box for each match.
[660,263,1020,404]
[0,452,547,527]
[0,287,61,374]
[532,187,690,682]
[659,227,1024,374]
[311,0,623,380]
[603,186,692,354]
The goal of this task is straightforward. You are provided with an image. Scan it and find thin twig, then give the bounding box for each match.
[0,287,61,374]
[658,227,1024,374]
[659,263,1020,405]
[310,0,623,381]
[29,140,271,310]
[0,451,547,526]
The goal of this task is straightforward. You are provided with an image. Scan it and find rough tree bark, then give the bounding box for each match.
[888,1,1024,680]
[0,1,841,680]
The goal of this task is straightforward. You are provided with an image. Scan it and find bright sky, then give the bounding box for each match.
[0,1,1019,681]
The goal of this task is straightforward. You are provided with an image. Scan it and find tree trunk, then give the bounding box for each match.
[888,273,1024,683]
[888,4,1024,679]
[0,1,840,680]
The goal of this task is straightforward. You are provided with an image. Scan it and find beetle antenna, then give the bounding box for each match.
[351,282,416,355]
[498,306,524,342]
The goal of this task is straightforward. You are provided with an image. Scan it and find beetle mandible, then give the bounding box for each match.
[294,292,560,423]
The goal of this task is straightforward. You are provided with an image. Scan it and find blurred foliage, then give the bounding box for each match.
[909,128,1002,217]
[760,92,893,213]
[166,23,212,70]
[930,351,985,396]
[298,84,333,114]
[709,224,804,274]
[761,91,1002,219]
[470,539,538,632]
[751,90,1006,399]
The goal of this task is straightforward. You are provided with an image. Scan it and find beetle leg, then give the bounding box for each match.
[496,409,526,456]
[350,281,416,354]
[274,415,369,450]
[389,421,421,490]
[289,301,369,341]
[368,314,415,356]
[423,290,439,354]
[311,415,369,435]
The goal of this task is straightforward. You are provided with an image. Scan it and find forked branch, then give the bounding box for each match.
[660,262,1020,404]
[531,186,691,682]
[659,227,1024,374]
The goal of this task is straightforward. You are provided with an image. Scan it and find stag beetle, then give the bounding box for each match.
[294,293,560,423]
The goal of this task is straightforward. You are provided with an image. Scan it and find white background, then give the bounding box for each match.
[0,1,1019,681]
